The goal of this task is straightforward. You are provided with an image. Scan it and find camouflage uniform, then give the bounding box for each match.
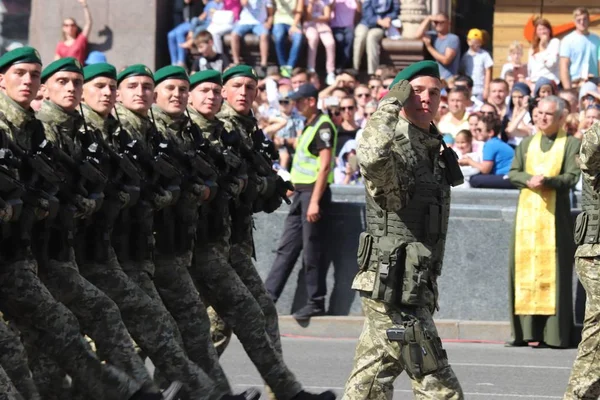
[150,105,231,397]
[33,99,146,398]
[0,363,24,400]
[565,121,600,400]
[0,318,39,400]
[114,103,223,400]
[343,89,463,399]
[0,93,139,400]
[189,103,302,400]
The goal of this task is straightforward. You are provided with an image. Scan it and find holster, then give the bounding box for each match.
[398,319,448,380]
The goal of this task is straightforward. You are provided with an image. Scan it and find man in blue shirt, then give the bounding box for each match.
[559,7,600,89]
[459,116,516,188]
[414,13,461,80]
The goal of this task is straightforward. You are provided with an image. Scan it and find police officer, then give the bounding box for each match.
[565,121,600,399]
[265,83,337,321]
[342,61,464,399]
[0,47,157,400]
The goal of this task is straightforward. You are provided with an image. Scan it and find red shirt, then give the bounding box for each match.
[55,34,88,65]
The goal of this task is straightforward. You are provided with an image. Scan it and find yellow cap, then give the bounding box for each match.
[467,29,483,41]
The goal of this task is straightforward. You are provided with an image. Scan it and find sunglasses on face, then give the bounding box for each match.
[584,95,596,102]
[356,93,370,98]
[341,106,355,111]
[279,100,290,105]
[482,111,495,116]
[364,112,374,118]
[369,85,381,90]
[258,86,266,91]
[63,23,76,27]
[432,20,446,25]
[330,109,341,116]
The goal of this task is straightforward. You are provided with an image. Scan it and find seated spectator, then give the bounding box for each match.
[414,13,460,80]
[191,31,231,72]
[303,0,336,85]
[460,29,494,100]
[435,95,449,125]
[559,7,600,89]
[381,74,395,89]
[207,0,241,56]
[331,0,359,71]
[579,81,600,117]
[318,70,357,99]
[527,17,560,85]
[373,64,395,80]
[368,77,384,99]
[463,116,515,189]
[454,129,482,186]
[353,84,372,126]
[533,77,558,100]
[336,96,360,154]
[353,0,399,75]
[504,82,534,147]
[454,75,483,113]
[362,100,377,127]
[437,87,470,137]
[334,139,361,184]
[270,95,305,170]
[500,42,527,82]
[504,70,516,92]
[181,0,225,52]
[290,67,309,90]
[55,0,92,65]
[487,78,509,118]
[566,112,580,137]
[578,104,600,137]
[231,0,274,77]
[256,78,280,118]
[559,88,579,114]
[272,0,303,78]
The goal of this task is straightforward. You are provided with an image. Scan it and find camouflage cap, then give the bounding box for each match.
[41,57,83,83]
[83,62,117,83]
[389,60,440,89]
[117,64,154,85]
[0,46,42,71]
[154,65,189,86]
[190,70,222,88]
[222,64,257,84]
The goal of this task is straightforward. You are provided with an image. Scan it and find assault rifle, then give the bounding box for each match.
[0,148,25,221]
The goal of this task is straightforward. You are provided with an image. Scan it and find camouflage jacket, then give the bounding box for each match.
[151,105,194,152]
[577,121,600,257]
[81,103,119,144]
[216,101,255,154]
[0,92,38,152]
[114,103,154,156]
[36,100,84,159]
[357,96,443,212]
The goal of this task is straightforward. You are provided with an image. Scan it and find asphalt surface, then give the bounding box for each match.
[219,335,577,399]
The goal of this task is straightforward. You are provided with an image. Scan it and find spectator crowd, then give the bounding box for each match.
[45,0,600,188]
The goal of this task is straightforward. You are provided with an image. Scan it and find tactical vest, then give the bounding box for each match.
[290,114,337,185]
[575,178,600,245]
[360,133,451,307]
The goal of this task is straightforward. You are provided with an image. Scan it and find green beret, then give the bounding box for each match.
[83,63,117,83]
[0,46,42,71]
[389,61,440,89]
[190,70,222,88]
[154,65,189,86]
[222,64,257,84]
[117,64,154,85]
[41,57,83,83]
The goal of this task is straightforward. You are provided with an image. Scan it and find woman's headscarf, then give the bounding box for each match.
[506,82,531,121]
[533,77,558,98]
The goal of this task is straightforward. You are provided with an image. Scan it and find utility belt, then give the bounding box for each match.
[575,211,600,245]
[386,319,449,379]
[356,232,440,308]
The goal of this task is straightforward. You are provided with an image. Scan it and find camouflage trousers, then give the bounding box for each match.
[0,317,40,400]
[153,252,231,398]
[343,296,464,400]
[191,213,302,400]
[0,258,138,400]
[87,246,220,400]
[565,256,600,399]
[31,251,149,398]
[0,363,24,400]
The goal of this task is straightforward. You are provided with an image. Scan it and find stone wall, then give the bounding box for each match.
[254,186,583,322]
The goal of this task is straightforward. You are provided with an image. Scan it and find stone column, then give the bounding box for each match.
[400,0,429,39]
[29,0,171,70]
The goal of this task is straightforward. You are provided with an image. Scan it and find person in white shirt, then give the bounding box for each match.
[437,86,471,137]
[527,17,560,84]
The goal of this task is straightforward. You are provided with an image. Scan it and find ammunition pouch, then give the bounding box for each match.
[575,211,596,245]
[360,233,436,308]
[439,140,464,187]
[395,319,448,379]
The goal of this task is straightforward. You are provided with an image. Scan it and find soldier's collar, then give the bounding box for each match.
[37,100,83,132]
[219,101,256,131]
[115,103,152,133]
[0,92,36,130]
[81,103,119,137]
[151,105,188,130]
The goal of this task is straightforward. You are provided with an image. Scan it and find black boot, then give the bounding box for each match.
[292,303,325,321]
[292,390,336,400]
[221,388,261,400]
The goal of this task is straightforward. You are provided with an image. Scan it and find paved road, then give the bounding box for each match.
[219,335,577,399]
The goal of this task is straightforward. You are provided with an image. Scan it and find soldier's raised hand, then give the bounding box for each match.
[383,80,412,106]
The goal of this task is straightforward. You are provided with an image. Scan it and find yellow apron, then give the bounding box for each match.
[514,131,567,315]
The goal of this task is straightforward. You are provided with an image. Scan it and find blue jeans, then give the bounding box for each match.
[332,26,353,70]
[272,23,303,68]
[168,21,191,64]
